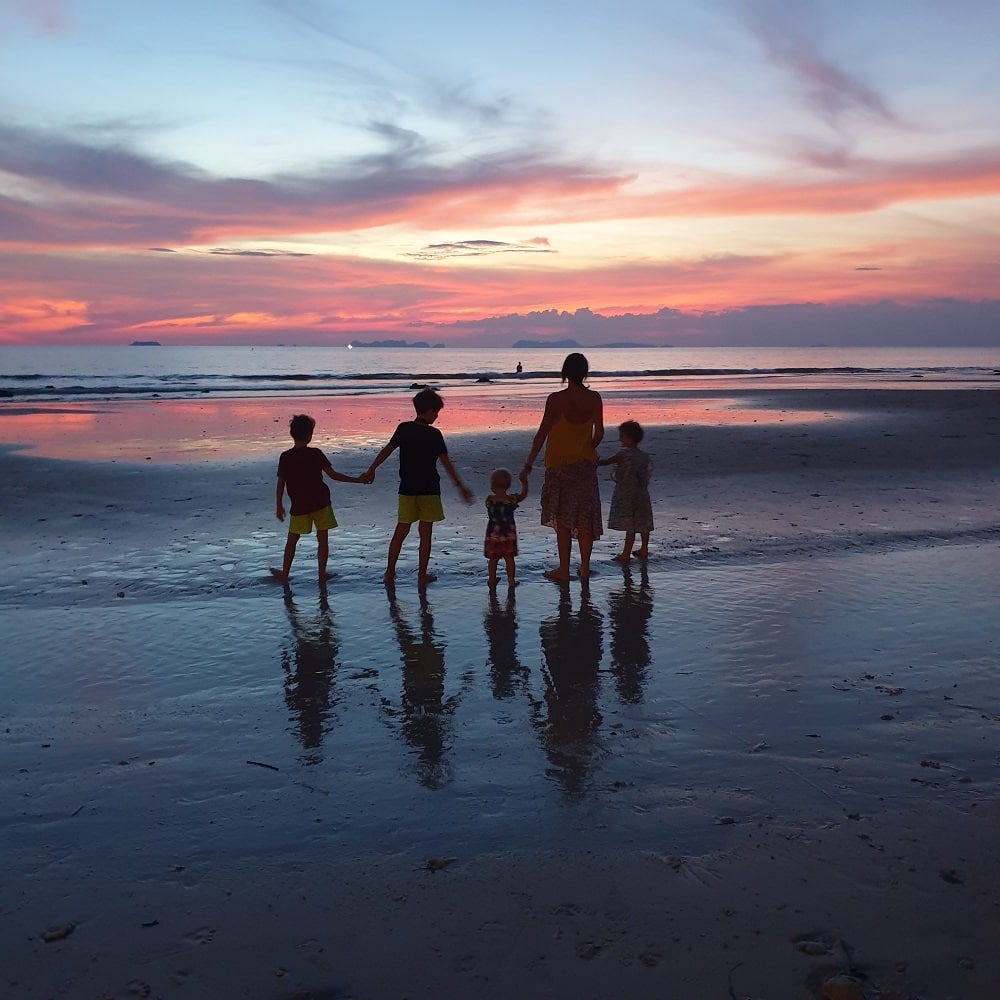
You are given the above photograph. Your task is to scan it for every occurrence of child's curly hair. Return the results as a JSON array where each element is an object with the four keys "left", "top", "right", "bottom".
[{"left": 619, "top": 419, "right": 644, "bottom": 443}]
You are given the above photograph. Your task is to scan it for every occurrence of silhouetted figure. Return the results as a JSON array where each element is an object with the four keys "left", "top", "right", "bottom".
[
  {"left": 484, "top": 587, "right": 529, "bottom": 700},
  {"left": 533, "top": 585, "right": 604, "bottom": 798},
  {"left": 520, "top": 352, "right": 604, "bottom": 581},
  {"left": 280, "top": 587, "right": 340, "bottom": 764},
  {"left": 387, "top": 587, "right": 464, "bottom": 788},
  {"left": 608, "top": 564, "right": 653, "bottom": 704}
]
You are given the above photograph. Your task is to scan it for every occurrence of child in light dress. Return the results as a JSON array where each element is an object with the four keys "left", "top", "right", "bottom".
[
  {"left": 484, "top": 468, "right": 529, "bottom": 587},
  {"left": 598, "top": 420, "right": 653, "bottom": 562}
]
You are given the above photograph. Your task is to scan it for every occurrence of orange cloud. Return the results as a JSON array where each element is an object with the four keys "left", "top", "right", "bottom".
[{"left": 0, "top": 298, "right": 90, "bottom": 337}]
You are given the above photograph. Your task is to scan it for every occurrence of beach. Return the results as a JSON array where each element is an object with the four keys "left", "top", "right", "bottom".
[{"left": 1, "top": 384, "right": 999, "bottom": 999}]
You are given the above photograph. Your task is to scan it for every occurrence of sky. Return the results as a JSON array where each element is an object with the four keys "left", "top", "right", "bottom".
[{"left": 1, "top": 0, "right": 999, "bottom": 347}]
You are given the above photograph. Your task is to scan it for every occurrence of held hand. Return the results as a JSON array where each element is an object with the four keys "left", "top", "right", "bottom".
[
  {"left": 518, "top": 470, "right": 529, "bottom": 487},
  {"left": 360, "top": 470, "right": 375, "bottom": 485}
]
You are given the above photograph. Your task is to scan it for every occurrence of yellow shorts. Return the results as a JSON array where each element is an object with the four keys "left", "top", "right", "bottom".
[
  {"left": 288, "top": 505, "right": 337, "bottom": 535},
  {"left": 397, "top": 494, "right": 444, "bottom": 524}
]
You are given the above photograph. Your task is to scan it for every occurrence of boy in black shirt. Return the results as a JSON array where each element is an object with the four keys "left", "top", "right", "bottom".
[{"left": 366, "top": 389, "right": 473, "bottom": 585}]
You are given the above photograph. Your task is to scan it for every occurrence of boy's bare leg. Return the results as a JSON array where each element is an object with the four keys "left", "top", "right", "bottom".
[
  {"left": 487, "top": 555, "right": 499, "bottom": 586},
  {"left": 544, "top": 526, "right": 573, "bottom": 581},
  {"left": 384, "top": 522, "right": 411, "bottom": 583},
  {"left": 417, "top": 521, "right": 436, "bottom": 584},
  {"left": 316, "top": 529, "right": 332, "bottom": 581},
  {"left": 504, "top": 555, "right": 517, "bottom": 587},
  {"left": 271, "top": 533, "right": 299, "bottom": 580}
]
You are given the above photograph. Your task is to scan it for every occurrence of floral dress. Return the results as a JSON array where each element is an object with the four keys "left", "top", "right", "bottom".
[
  {"left": 607, "top": 448, "right": 653, "bottom": 533},
  {"left": 484, "top": 496, "right": 520, "bottom": 558}
]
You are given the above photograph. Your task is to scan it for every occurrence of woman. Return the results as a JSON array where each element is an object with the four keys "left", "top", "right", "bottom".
[{"left": 521, "top": 353, "right": 604, "bottom": 581}]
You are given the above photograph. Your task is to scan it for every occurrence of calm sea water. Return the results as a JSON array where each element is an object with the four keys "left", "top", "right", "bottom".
[{"left": 2, "top": 345, "right": 999, "bottom": 402}]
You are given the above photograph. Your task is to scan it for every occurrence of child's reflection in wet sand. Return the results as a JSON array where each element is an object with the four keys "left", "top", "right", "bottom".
[
  {"left": 280, "top": 586, "right": 340, "bottom": 764},
  {"left": 483, "top": 587, "right": 530, "bottom": 700},
  {"left": 386, "top": 585, "right": 467, "bottom": 789},
  {"left": 608, "top": 564, "right": 653, "bottom": 705},
  {"left": 533, "top": 584, "right": 605, "bottom": 799}
]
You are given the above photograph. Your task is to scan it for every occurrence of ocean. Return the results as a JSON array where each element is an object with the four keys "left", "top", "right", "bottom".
[{"left": 2, "top": 344, "right": 999, "bottom": 403}]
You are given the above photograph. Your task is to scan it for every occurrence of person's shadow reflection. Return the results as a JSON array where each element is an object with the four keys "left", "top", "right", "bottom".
[
  {"left": 484, "top": 588, "right": 529, "bottom": 700},
  {"left": 533, "top": 585, "right": 605, "bottom": 799},
  {"left": 608, "top": 564, "right": 653, "bottom": 704},
  {"left": 280, "top": 586, "right": 340, "bottom": 765},
  {"left": 386, "top": 586, "right": 464, "bottom": 789}
]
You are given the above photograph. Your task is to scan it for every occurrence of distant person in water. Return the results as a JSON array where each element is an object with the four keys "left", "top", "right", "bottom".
[
  {"left": 521, "top": 352, "right": 604, "bottom": 581},
  {"left": 365, "top": 388, "right": 473, "bottom": 586},
  {"left": 598, "top": 419, "right": 653, "bottom": 561},
  {"left": 271, "top": 414, "right": 369, "bottom": 583},
  {"left": 515, "top": 361, "right": 523, "bottom": 374},
  {"left": 484, "top": 467, "right": 529, "bottom": 588}
]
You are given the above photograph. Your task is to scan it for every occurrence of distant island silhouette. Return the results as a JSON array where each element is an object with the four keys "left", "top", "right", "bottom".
[
  {"left": 348, "top": 339, "right": 444, "bottom": 348},
  {"left": 512, "top": 338, "right": 581, "bottom": 349},
  {"left": 512, "top": 339, "right": 662, "bottom": 349},
  {"left": 130, "top": 340, "right": 161, "bottom": 346}
]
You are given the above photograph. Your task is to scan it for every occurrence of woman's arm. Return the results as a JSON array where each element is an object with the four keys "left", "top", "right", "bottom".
[
  {"left": 521, "top": 393, "right": 559, "bottom": 474},
  {"left": 590, "top": 391, "right": 604, "bottom": 450}
]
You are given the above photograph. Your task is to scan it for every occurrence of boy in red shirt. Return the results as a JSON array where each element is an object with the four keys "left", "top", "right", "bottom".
[{"left": 271, "top": 414, "right": 368, "bottom": 583}]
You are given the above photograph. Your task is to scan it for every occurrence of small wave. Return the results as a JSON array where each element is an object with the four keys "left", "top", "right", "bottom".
[{"left": 2, "top": 364, "right": 997, "bottom": 403}]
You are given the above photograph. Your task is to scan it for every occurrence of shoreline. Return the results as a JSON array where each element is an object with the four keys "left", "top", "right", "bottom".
[{"left": 2, "top": 384, "right": 999, "bottom": 998}]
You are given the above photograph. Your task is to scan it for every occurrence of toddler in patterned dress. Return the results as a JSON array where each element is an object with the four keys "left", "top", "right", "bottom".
[{"left": 484, "top": 468, "right": 529, "bottom": 588}]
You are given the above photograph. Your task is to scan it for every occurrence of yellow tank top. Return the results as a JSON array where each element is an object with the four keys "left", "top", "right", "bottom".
[{"left": 545, "top": 414, "right": 596, "bottom": 468}]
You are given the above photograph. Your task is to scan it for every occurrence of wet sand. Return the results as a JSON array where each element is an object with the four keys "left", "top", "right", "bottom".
[{"left": 1, "top": 386, "right": 999, "bottom": 999}]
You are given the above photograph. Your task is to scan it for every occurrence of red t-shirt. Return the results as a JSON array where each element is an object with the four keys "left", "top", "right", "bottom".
[{"left": 277, "top": 446, "right": 331, "bottom": 515}]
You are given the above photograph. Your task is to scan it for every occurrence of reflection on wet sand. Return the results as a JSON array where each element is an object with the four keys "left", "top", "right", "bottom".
[
  {"left": 607, "top": 564, "right": 653, "bottom": 705},
  {"left": 386, "top": 587, "right": 467, "bottom": 789},
  {"left": 483, "top": 588, "right": 530, "bottom": 700},
  {"left": 534, "top": 585, "right": 605, "bottom": 799},
  {"left": 280, "top": 587, "right": 340, "bottom": 764}
]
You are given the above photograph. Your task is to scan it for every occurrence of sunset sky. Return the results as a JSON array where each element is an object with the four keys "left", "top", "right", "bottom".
[{"left": 2, "top": 0, "right": 999, "bottom": 347}]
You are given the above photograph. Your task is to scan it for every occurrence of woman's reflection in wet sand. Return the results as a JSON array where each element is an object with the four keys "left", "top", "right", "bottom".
[
  {"left": 386, "top": 586, "right": 466, "bottom": 789},
  {"left": 608, "top": 564, "right": 653, "bottom": 704},
  {"left": 484, "top": 588, "right": 530, "bottom": 700},
  {"left": 280, "top": 586, "right": 340, "bottom": 765},
  {"left": 533, "top": 585, "right": 605, "bottom": 799}
]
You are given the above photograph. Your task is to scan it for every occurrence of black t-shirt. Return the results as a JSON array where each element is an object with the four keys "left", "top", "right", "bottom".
[
  {"left": 388, "top": 420, "right": 446, "bottom": 495},
  {"left": 277, "top": 446, "right": 331, "bottom": 514}
]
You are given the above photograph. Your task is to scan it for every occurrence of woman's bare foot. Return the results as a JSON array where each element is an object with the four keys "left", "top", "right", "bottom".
[
  {"left": 269, "top": 568, "right": 289, "bottom": 581},
  {"left": 611, "top": 552, "right": 630, "bottom": 563},
  {"left": 634, "top": 549, "right": 649, "bottom": 559},
  {"left": 418, "top": 572, "right": 438, "bottom": 586},
  {"left": 543, "top": 569, "right": 570, "bottom": 582},
  {"left": 382, "top": 569, "right": 395, "bottom": 584},
  {"left": 319, "top": 570, "right": 336, "bottom": 582},
  {"left": 507, "top": 579, "right": 519, "bottom": 588},
  {"left": 487, "top": 575, "right": 499, "bottom": 587},
  {"left": 578, "top": 568, "right": 597, "bottom": 579}
]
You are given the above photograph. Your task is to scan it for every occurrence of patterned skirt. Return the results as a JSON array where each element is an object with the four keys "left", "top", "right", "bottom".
[
  {"left": 608, "top": 484, "right": 654, "bottom": 533},
  {"left": 484, "top": 527, "right": 518, "bottom": 558},
  {"left": 539, "top": 460, "right": 603, "bottom": 539}
]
